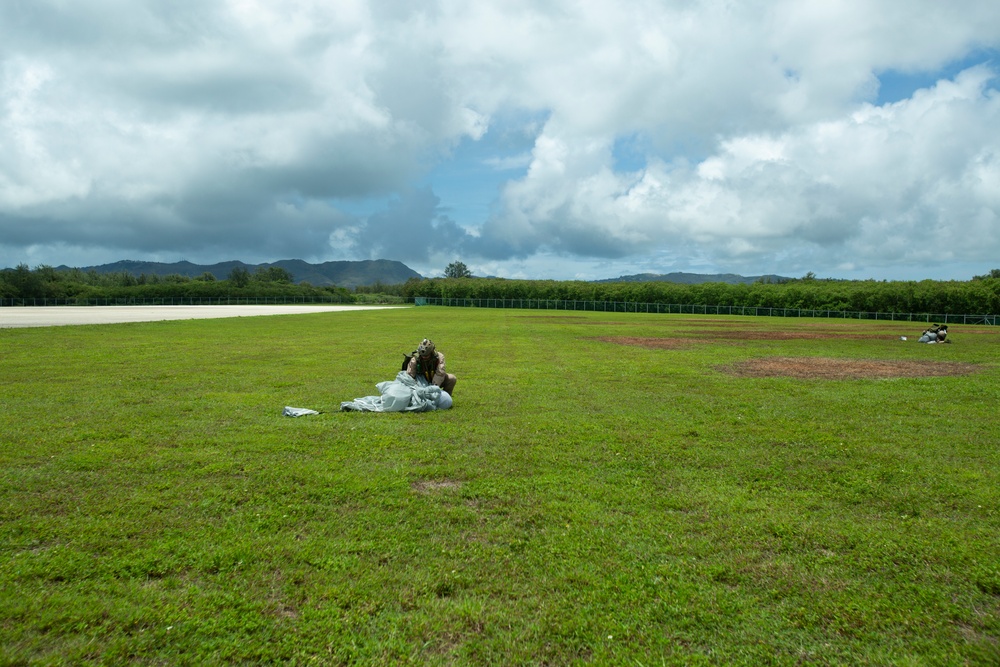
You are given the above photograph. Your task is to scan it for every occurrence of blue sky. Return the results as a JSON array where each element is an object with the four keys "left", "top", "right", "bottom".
[
  {"left": 876, "top": 49, "right": 998, "bottom": 105},
  {"left": 2, "top": 1, "right": 999, "bottom": 281}
]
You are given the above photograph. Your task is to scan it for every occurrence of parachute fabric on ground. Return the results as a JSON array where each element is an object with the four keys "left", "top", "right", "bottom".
[
  {"left": 378, "top": 381, "right": 415, "bottom": 412},
  {"left": 283, "top": 407, "right": 320, "bottom": 417},
  {"left": 341, "top": 371, "right": 448, "bottom": 412}
]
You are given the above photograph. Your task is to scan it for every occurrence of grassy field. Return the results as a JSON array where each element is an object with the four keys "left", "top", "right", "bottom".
[{"left": 1, "top": 307, "right": 998, "bottom": 665}]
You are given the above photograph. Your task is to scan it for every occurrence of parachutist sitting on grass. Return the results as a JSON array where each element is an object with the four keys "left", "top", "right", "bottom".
[
  {"left": 406, "top": 338, "right": 457, "bottom": 397},
  {"left": 918, "top": 324, "right": 950, "bottom": 343}
]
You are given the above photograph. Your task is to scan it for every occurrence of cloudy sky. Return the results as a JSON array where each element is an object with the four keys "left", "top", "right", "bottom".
[{"left": 2, "top": 1, "right": 999, "bottom": 281}]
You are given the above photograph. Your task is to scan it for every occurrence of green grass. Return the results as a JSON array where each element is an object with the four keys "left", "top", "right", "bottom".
[{"left": 1, "top": 307, "right": 998, "bottom": 665}]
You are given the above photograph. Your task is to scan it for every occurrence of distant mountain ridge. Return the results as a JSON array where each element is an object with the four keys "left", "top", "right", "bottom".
[
  {"left": 56, "top": 259, "right": 422, "bottom": 288},
  {"left": 594, "top": 272, "right": 792, "bottom": 285},
  {"left": 48, "top": 261, "right": 787, "bottom": 287}
]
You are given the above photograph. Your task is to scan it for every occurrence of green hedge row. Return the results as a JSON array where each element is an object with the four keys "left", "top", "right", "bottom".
[
  {"left": 0, "top": 264, "right": 355, "bottom": 302},
  {"left": 400, "top": 277, "right": 1000, "bottom": 316}
]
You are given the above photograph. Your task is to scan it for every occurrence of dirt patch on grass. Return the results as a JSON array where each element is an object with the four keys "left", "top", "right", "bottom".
[
  {"left": 696, "top": 330, "right": 876, "bottom": 340},
  {"left": 411, "top": 479, "right": 463, "bottom": 494},
  {"left": 722, "top": 357, "right": 980, "bottom": 379},
  {"left": 596, "top": 330, "right": 878, "bottom": 346},
  {"left": 667, "top": 318, "right": 758, "bottom": 325},
  {"left": 595, "top": 336, "right": 701, "bottom": 349}
]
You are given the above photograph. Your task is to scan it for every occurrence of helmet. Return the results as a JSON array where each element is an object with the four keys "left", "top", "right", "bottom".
[{"left": 417, "top": 338, "right": 435, "bottom": 357}]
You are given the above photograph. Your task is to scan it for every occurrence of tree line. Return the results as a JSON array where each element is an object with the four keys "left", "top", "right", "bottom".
[
  {"left": 0, "top": 264, "right": 353, "bottom": 302},
  {"left": 3, "top": 263, "right": 1000, "bottom": 315},
  {"left": 398, "top": 272, "right": 1000, "bottom": 315}
]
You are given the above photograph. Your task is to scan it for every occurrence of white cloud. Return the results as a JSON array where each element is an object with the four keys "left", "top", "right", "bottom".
[
  {"left": 476, "top": 62, "right": 1000, "bottom": 276},
  {"left": 0, "top": 0, "right": 998, "bottom": 278}
]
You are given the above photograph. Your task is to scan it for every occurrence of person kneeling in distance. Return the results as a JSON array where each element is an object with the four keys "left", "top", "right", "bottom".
[{"left": 406, "top": 338, "right": 457, "bottom": 400}]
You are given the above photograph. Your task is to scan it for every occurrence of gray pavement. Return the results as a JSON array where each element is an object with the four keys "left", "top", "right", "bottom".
[{"left": 0, "top": 305, "right": 408, "bottom": 328}]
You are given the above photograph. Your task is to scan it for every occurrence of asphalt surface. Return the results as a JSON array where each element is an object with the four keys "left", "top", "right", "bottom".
[{"left": 0, "top": 305, "right": 407, "bottom": 328}]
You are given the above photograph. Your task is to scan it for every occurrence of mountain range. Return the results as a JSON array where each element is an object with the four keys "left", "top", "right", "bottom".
[
  {"left": 57, "top": 259, "right": 422, "bottom": 288},
  {"left": 51, "top": 260, "right": 788, "bottom": 287},
  {"left": 593, "top": 272, "right": 791, "bottom": 284}
]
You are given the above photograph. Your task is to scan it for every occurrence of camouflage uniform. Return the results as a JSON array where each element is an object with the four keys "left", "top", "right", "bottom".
[{"left": 406, "top": 339, "right": 457, "bottom": 396}]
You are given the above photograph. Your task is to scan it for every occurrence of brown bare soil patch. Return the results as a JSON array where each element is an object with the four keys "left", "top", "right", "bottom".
[
  {"left": 722, "top": 357, "right": 979, "bottom": 379},
  {"left": 411, "top": 479, "right": 463, "bottom": 494},
  {"left": 669, "top": 318, "right": 760, "bottom": 325},
  {"left": 696, "top": 330, "right": 875, "bottom": 340},
  {"left": 597, "top": 330, "right": 879, "bottom": 345},
  {"left": 595, "top": 336, "right": 700, "bottom": 349}
]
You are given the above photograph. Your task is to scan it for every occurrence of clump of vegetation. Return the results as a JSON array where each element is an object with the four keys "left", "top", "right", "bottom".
[
  {"left": 399, "top": 271, "right": 1000, "bottom": 315},
  {"left": 444, "top": 260, "right": 473, "bottom": 278},
  {"left": 0, "top": 263, "right": 352, "bottom": 303}
]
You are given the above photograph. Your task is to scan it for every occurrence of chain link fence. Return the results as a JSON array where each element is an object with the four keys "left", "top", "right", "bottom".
[
  {"left": 413, "top": 297, "right": 999, "bottom": 325},
  {"left": 4, "top": 295, "right": 996, "bottom": 325}
]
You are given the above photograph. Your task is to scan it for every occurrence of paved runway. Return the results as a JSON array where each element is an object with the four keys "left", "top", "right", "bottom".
[{"left": 0, "top": 305, "right": 407, "bottom": 328}]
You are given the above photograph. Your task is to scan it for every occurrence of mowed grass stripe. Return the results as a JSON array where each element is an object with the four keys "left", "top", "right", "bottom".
[{"left": 1, "top": 308, "right": 998, "bottom": 665}]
